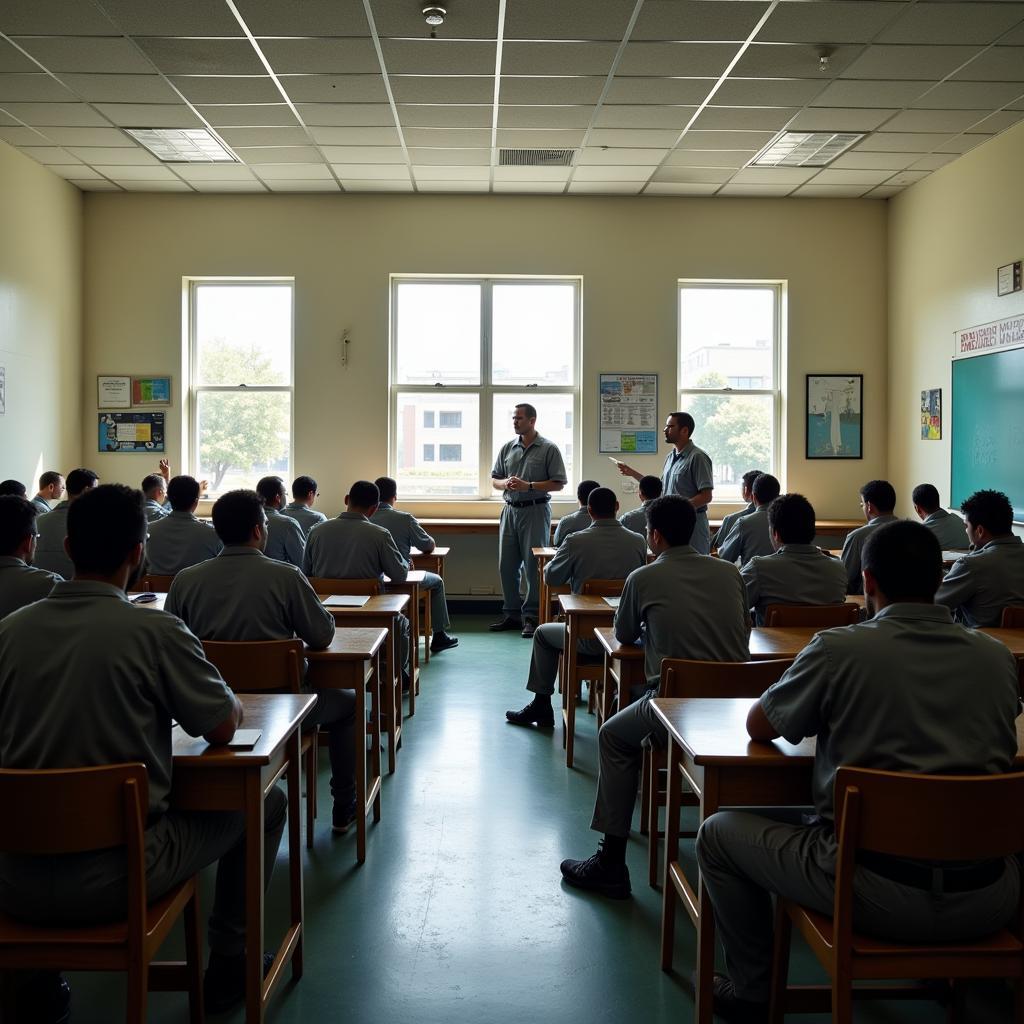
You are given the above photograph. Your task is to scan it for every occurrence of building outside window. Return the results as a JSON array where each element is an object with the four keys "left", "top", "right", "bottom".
[
  {"left": 423, "top": 411, "right": 435, "bottom": 428},
  {"left": 440, "top": 444, "right": 462, "bottom": 462},
  {"left": 439, "top": 410, "right": 462, "bottom": 428},
  {"left": 423, "top": 444, "right": 435, "bottom": 462}
]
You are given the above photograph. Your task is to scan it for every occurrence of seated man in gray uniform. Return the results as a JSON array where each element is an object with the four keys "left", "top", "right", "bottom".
[
  {"left": 717, "top": 473, "right": 780, "bottom": 567},
  {"left": 0, "top": 496, "right": 63, "bottom": 619},
  {"left": 618, "top": 474, "right": 662, "bottom": 537},
  {"left": 0, "top": 484, "right": 286, "bottom": 1016},
  {"left": 372, "top": 476, "right": 458, "bottom": 653},
  {"left": 255, "top": 475, "right": 306, "bottom": 566},
  {"left": 559, "top": 496, "right": 750, "bottom": 899},
  {"left": 740, "top": 493, "right": 849, "bottom": 626},
  {"left": 553, "top": 479, "right": 599, "bottom": 546},
  {"left": 711, "top": 469, "right": 761, "bottom": 553},
  {"left": 304, "top": 479, "right": 411, "bottom": 687},
  {"left": 912, "top": 482, "right": 970, "bottom": 550},
  {"left": 505, "top": 487, "right": 647, "bottom": 727},
  {"left": 695, "top": 521, "right": 1021, "bottom": 1023},
  {"left": 281, "top": 475, "right": 328, "bottom": 538},
  {"left": 141, "top": 472, "right": 170, "bottom": 523},
  {"left": 167, "top": 489, "right": 358, "bottom": 833},
  {"left": 31, "top": 470, "right": 64, "bottom": 515},
  {"left": 840, "top": 479, "right": 899, "bottom": 595},
  {"left": 145, "top": 475, "right": 222, "bottom": 576},
  {"left": 0, "top": 480, "right": 26, "bottom": 497},
  {"left": 34, "top": 467, "right": 98, "bottom": 579},
  {"left": 936, "top": 488, "right": 1024, "bottom": 627}
]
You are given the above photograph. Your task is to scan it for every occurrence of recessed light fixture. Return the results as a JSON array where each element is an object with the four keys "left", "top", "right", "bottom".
[
  {"left": 423, "top": 4, "right": 446, "bottom": 27},
  {"left": 750, "top": 130, "right": 864, "bottom": 168},
  {"left": 124, "top": 128, "right": 236, "bottom": 163}
]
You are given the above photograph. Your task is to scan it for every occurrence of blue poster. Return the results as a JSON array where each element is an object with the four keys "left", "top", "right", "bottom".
[{"left": 98, "top": 412, "right": 165, "bottom": 452}]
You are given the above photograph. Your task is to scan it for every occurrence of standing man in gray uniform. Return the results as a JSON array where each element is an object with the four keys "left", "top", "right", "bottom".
[
  {"left": 615, "top": 412, "right": 714, "bottom": 555},
  {"left": 505, "top": 487, "right": 647, "bottom": 727},
  {"left": 0, "top": 496, "right": 62, "bottom": 618},
  {"left": 256, "top": 475, "right": 306, "bottom": 567},
  {"left": 372, "top": 476, "right": 458, "bottom": 653},
  {"left": 936, "top": 489, "right": 1024, "bottom": 627},
  {"left": 741, "top": 493, "right": 849, "bottom": 625},
  {"left": 553, "top": 479, "right": 599, "bottom": 546},
  {"left": 840, "top": 479, "right": 899, "bottom": 594},
  {"left": 141, "top": 473, "right": 170, "bottom": 524},
  {"left": 912, "top": 483, "right": 970, "bottom": 550},
  {"left": 34, "top": 467, "right": 98, "bottom": 579},
  {"left": 559, "top": 496, "right": 749, "bottom": 898},
  {"left": 281, "top": 475, "right": 327, "bottom": 538},
  {"left": 712, "top": 469, "right": 761, "bottom": 553},
  {"left": 31, "top": 470, "right": 64, "bottom": 515},
  {"left": 618, "top": 475, "right": 662, "bottom": 537},
  {"left": 717, "top": 473, "right": 780, "bottom": 567},
  {"left": 490, "top": 403, "right": 568, "bottom": 638},
  {"left": 695, "top": 521, "right": 1020, "bottom": 1022},
  {"left": 145, "top": 475, "right": 222, "bottom": 576}
]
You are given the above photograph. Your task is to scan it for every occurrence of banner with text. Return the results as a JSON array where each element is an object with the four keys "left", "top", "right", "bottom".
[{"left": 953, "top": 312, "right": 1024, "bottom": 360}]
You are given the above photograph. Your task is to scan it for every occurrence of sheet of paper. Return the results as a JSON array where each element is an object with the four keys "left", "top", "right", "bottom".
[{"left": 323, "top": 594, "right": 371, "bottom": 607}]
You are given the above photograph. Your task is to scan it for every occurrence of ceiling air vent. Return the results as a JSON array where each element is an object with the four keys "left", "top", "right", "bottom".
[
  {"left": 498, "top": 148, "right": 576, "bottom": 167},
  {"left": 750, "top": 131, "right": 864, "bottom": 168}
]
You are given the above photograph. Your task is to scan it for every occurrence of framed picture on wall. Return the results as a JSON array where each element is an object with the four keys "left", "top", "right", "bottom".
[
  {"left": 132, "top": 376, "right": 171, "bottom": 406},
  {"left": 921, "top": 388, "right": 941, "bottom": 440},
  {"left": 97, "top": 375, "right": 131, "bottom": 409},
  {"left": 806, "top": 374, "right": 863, "bottom": 459}
]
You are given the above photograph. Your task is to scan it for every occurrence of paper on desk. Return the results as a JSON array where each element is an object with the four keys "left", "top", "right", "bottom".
[
  {"left": 323, "top": 595, "right": 371, "bottom": 607},
  {"left": 603, "top": 596, "right": 620, "bottom": 608}
]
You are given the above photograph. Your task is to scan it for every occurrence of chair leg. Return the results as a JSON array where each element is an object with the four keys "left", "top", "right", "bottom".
[
  {"left": 639, "top": 745, "right": 651, "bottom": 836},
  {"left": 1015, "top": 976, "right": 1024, "bottom": 1024},
  {"left": 127, "top": 957, "right": 149, "bottom": 1024},
  {"left": 183, "top": 887, "right": 205, "bottom": 1023},
  {"left": 832, "top": 973, "right": 851, "bottom": 1024},
  {"left": 306, "top": 733, "right": 318, "bottom": 850},
  {"left": 421, "top": 593, "right": 431, "bottom": 666},
  {"left": 768, "top": 901, "right": 792, "bottom": 1024}
]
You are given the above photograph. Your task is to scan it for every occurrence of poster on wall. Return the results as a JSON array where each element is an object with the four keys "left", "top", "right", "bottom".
[
  {"left": 97, "top": 376, "right": 131, "bottom": 409},
  {"left": 921, "top": 388, "right": 941, "bottom": 440},
  {"left": 132, "top": 376, "right": 171, "bottom": 406},
  {"left": 98, "top": 412, "right": 165, "bottom": 453},
  {"left": 806, "top": 374, "right": 863, "bottom": 459},
  {"left": 598, "top": 373, "right": 658, "bottom": 454}
]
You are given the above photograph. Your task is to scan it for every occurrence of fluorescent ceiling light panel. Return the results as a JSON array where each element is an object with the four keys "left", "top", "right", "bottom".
[
  {"left": 124, "top": 128, "right": 235, "bottom": 162},
  {"left": 750, "top": 131, "right": 864, "bottom": 168}
]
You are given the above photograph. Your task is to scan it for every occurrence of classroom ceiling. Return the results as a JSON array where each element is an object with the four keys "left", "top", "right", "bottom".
[{"left": 1, "top": 0, "right": 1023, "bottom": 198}]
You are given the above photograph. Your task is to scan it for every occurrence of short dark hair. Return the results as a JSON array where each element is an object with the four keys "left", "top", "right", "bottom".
[
  {"left": 347, "top": 480, "right": 379, "bottom": 509},
  {"left": 0, "top": 480, "right": 26, "bottom": 497},
  {"left": 577, "top": 479, "right": 600, "bottom": 505},
  {"left": 212, "top": 489, "right": 264, "bottom": 545},
  {"left": 911, "top": 483, "right": 940, "bottom": 513},
  {"left": 646, "top": 494, "right": 696, "bottom": 547},
  {"left": 38, "top": 471, "right": 62, "bottom": 490},
  {"left": 863, "top": 520, "right": 943, "bottom": 603},
  {"left": 255, "top": 475, "right": 286, "bottom": 504},
  {"left": 66, "top": 485, "right": 146, "bottom": 576},
  {"left": 961, "top": 489, "right": 1014, "bottom": 535},
  {"left": 860, "top": 479, "right": 896, "bottom": 514},
  {"left": 669, "top": 411, "right": 695, "bottom": 434},
  {"left": 0, "top": 496, "right": 37, "bottom": 557},
  {"left": 66, "top": 468, "right": 98, "bottom": 497},
  {"left": 292, "top": 475, "right": 317, "bottom": 500},
  {"left": 375, "top": 476, "right": 398, "bottom": 503},
  {"left": 741, "top": 469, "right": 762, "bottom": 492},
  {"left": 638, "top": 475, "right": 662, "bottom": 500},
  {"left": 587, "top": 486, "right": 617, "bottom": 519},
  {"left": 767, "top": 493, "right": 816, "bottom": 545},
  {"left": 141, "top": 474, "right": 165, "bottom": 497},
  {"left": 752, "top": 473, "right": 781, "bottom": 504},
  {"left": 515, "top": 402, "right": 537, "bottom": 420},
  {"left": 167, "top": 475, "right": 201, "bottom": 511}
]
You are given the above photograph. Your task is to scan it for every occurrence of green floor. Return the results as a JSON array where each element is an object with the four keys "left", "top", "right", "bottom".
[{"left": 69, "top": 615, "right": 1008, "bottom": 1022}]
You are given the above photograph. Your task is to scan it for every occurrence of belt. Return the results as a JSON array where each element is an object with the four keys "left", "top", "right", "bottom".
[
  {"left": 506, "top": 496, "right": 550, "bottom": 508},
  {"left": 857, "top": 851, "right": 1004, "bottom": 893}
]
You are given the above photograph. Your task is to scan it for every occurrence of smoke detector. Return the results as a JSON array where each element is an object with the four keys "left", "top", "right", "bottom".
[{"left": 423, "top": 4, "right": 446, "bottom": 26}]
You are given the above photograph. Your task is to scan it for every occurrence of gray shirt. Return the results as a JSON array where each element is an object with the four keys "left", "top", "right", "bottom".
[
  {"left": 553, "top": 508, "right": 592, "bottom": 546},
  {"left": 0, "top": 556, "right": 62, "bottom": 619},
  {"left": 167, "top": 546, "right": 335, "bottom": 648},
  {"left": 30, "top": 496, "right": 51, "bottom": 516},
  {"left": 281, "top": 501, "right": 327, "bottom": 539},
  {"left": 303, "top": 511, "right": 409, "bottom": 583},
  {"left": 145, "top": 510, "right": 223, "bottom": 576},
  {"left": 145, "top": 498, "right": 170, "bottom": 524},
  {"left": 717, "top": 504, "right": 774, "bottom": 567},
  {"left": 935, "top": 536, "right": 1024, "bottom": 628},
  {"left": 491, "top": 434, "right": 568, "bottom": 504},
  {"left": 713, "top": 502, "right": 755, "bottom": 551},
  {"left": 264, "top": 507, "right": 306, "bottom": 567},
  {"left": 545, "top": 518, "right": 648, "bottom": 594},
  {"left": 662, "top": 440, "right": 714, "bottom": 513},
  {"left": 371, "top": 503, "right": 435, "bottom": 561},
  {"left": 761, "top": 603, "right": 1020, "bottom": 826},
  {"left": 33, "top": 500, "right": 73, "bottom": 580},
  {"left": 618, "top": 502, "right": 650, "bottom": 537},
  {"left": 923, "top": 508, "right": 970, "bottom": 550},
  {"left": 0, "top": 580, "right": 234, "bottom": 818},
  {"left": 614, "top": 545, "right": 750, "bottom": 687},
  {"left": 740, "top": 544, "right": 850, "bottom": 626},
  {"left": 840, "top": 514, "right": 898, "bottom": 594}
]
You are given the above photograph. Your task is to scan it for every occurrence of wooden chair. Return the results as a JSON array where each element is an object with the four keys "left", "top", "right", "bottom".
[
  {"left": 769, "top": 767, "right": 1024, "bottom": 1024},
  {"left": 305, "top": 577, "right": 381, "bottom": 597},
  {"left": 0, "top": 764, "right": 203, "bottom": 1024},
  {"left": 644, "top": 658, "right": 794, "bottom": 887},
  {"left": 764, "top": 603, "right": 861, "bottom": 627},
  {"left": 579, "top": 580, "right": 627, "bottom": 715},
  {"left": 129, "top": 574, "right": 176, "bottom": 594},
  {"left": 1001, "top": 606, "right": 1024, "bottom": 628}
]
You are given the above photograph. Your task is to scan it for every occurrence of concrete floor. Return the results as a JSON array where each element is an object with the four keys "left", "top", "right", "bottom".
[{"left": 69, "top": 614, "right": 1006, "bottom": 1022}]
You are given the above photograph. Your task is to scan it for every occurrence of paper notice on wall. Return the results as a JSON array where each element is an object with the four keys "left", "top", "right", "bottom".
[{"left": 599, "top": 373, "right": 658, "bottom": 453}]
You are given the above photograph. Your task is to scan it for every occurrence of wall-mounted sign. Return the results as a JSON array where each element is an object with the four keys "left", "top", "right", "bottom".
[
  {"left": 98, "top": 412, "right": 165, "bottom": 452},
  {"left": 132, "top": 376, "right": 171, "bottom": 406},
  {"left": 598, "top": 373, "right": 659, "bottom": 454},
  {"left": 998, "top": 261, "right": 1022, "bottom": 297},
  {"left": 97, "top": 375, "right": 131, "bottom": 409},
  {"left": 954, "top": 312, "right": 1024, "bottom": 359}
]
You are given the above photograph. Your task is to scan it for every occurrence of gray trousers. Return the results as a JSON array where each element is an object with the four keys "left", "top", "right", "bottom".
[
  {"left": 306, "top": 688, "right": 356, "bottom": 804},
  {"left": 527, "top": 622, "right": 603, "bottom": 696},
  {"left": 420, "top": 570, "right": 451, "bottom": 632},
  {"left": 696, "top": 809, "right": 1021, "bottom": 1002},
  {"left": 691, "top": 512, "right": 711, "bottom": 555},
  {"left": 498, "top": 502, "right": 552, "bottom": 619}
]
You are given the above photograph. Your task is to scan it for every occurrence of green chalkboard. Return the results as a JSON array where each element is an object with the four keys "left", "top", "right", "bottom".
[{"left": 951, "top": 347, "right": 1024, "bottom": 522}]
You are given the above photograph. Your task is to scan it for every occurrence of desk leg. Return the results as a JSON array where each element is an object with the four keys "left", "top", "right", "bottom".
[
  {"left": 370, "top": 651, "right": 382, "bottom": 822},
  {"left": 407, "top": 585, "right": 418, "bottom": 717},
  {"left": 694, "top": 769, "right": 721, "bottom": 1024},
  {"left": 244, "top": 772, "right": 265, "bottom": 1024},
  {"left": 537, "top": 562, "right": 549, "bottom": 626},
  {"left": 564, "top": 616, "right": 577, "bottom": 769},
  {"left": 660, "top": 735, "right": 682, "bottom": 971},
  {"left": 285, "top": 729, "right": 304, "bottom": 980},
  {"left": 355, "top": 657, "right": 367, "bottom": 865}
]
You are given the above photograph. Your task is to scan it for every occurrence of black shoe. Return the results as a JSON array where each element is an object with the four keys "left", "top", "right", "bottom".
[
  {"left": 430, "top": 631, "right": 459, "bottom": 653},
  {"left": 332, "top": 799, "right": 358, "bottom": 834},
  {"left": 14, "top": 971, "right": 70, "bottom": 1024},
  {"left": 521, "top": 617, "right": 537, "bottom": 638},
  {"left": 559, "top": 842, "right": 631, "bottom": 899},
  {"left": 204, "top": 950, "right": 275, "bottom": 1014},
  {"left": 489, "top": 615, "right": 522, "bottom": 632},
  {"left": 506, "top": 699, "right": 555, "bottom": 727},
  {"left": 705, "top": 973, "right": 769, "bottom": 1024}
]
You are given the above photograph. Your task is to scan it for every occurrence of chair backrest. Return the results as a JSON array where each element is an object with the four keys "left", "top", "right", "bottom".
[
  {"left": 129, "top": 574, "right": 176, "bottom": 594},
  {"left": 764, "top": 603, "right": 860, "bottom": 628},
  {"left": 202, "top": 638, "right": 304, "bottom": 694},
  {"left": 306, "top": 576, "right": 381, "bottom": 596},
  {"left": 581, "top": 578, "right": 626, "bottom": 597},
  {"left": 659, "top": 658, "right": 794, "bottom": 698},
  {"left": 1001, "top": 605, "right": 1024, "bottom": 628}
]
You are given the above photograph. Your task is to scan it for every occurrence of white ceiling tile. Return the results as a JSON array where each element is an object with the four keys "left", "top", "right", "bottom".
[
  {"left": 497, "top": 105, "right": 594, "bottom": 128},
  {"left": 95, "top": 104, "right": 204, "bottom": 129},
  {"left": 644, "top": 182, "right": 720, "bottom": 195},
  {"left": 61, "top": 74, "right": 182, "bottom": 104},
  {"left": 652, "top": 166, "right": 734, "bottom": 183},
  {"left": 42, "top": 127, "right": 135, "bottom": 147},
  {"left": 632, "top": 1, "right": 772, "bottom": 42},
  {"left": 0, "top": 39, "right": 38, "bottom": 73},
  {"left": 118, "top": 179, "right": 193, "bottom": 191},
  {"left": 19, "top": 146, "right": 79, "bottom": 165},
  {"left": 0, "top": 74, "right": 75, "bottom": 103},
  {"left": 415, "top": 180, "right": 490, "bottom": 192},
  {"left": 0, "top": 126, "right": 51, "bottom": 145},
  {"left": 398, "top": 104, "right": 492, "bottom": 128},
  {"left": 11, "top": 36, "right": 154, "bottom": 74},
  {"left": 99, "top": 0, "right": 245, "bottom": 35},
  {"left": 935, "top": 133, "right": 994, "bottom": 153},
  {"left": 297, "top": 103, "right": 394, "bottom": 127},
  {"left": 494, "top": 166, "right": 573, "bottom": 181},
  {"left": 864, "top": 186, "right": 904, "bottom": 198},
  {"left": 731, "top": 166, "right": 820, "bottom": 185},
  {"left": 258, "top": 38, "right": 382, "bottom": 75},
  {"left": 713, "top": 78, "right": 826, "bottom": 107},
  {"left": 666, "top": 149, "right": 753, "bottom": 167},
  {"left": 339, "top": 180, "right": 414, "bottom": 192},
  {"left": 789, "top": 108, "right": 900, "bottom": 131},
  {"left": 970, "top": 109, "right": 1024, "bottom": 132},
  {"left": 374, "top": 0, "right": 499, "bottom": 39},
  {"left": 568, "top": 182, "right": 643, "bottom": 194},
  {"left": 217, "top": 127, "right": 309, "bottom": 147},
  {"left": 0, "top": 0, "right": 117, "bottom": 34},
  {"left": 171, "top": 76, "right": 283, "bottom": 105},
  {"left": 793, "top": 184, "right": 872, "bottom": 197},
  {"left": 94, "top": 164, "right": 180, "bottom": 181},
  {"left": 72, "top": 179, "right": 122, "bottom": 190},
  {"left": 0, "top": 102, "right": 110, "bottom": 126},
  {"left": 66, "top": 146, "right": 159, "bottom": 164},
  {"left": 879, "top": 4, "right": 1024, "bottom": 45},
  {"left": 616, "top": 43, "right": 738, "bottom": 78},
  {"left": 249, "top": 162, "right": 332, "bottom": 179},
  {"left": 413, "top": 166, "right": 490, "bottom": 181},
  {"left": 264, "top": 179, "right": 341, "bottom": 192},
  {"left": 572, "top": 165, "right": 656, "bottom": 181},
  {"left": 813, "top": 168, "right": 897, "bottom": 185},
  {"left": 310, "top": 126, "right": 401, "bottom": 145},
  {"left": 329, "top": 164, "right": 411, "bottom": 179},
  {"left": 908, "top": 153, "right": 958, "bottom": 171},
  {"left": 731, "top": 43, "right": 862, "bottom": 79},
  {"left": 320, "top": 146, "right": 407, "bottom": 163},
  {"left": 594, "top": 105, "right": 696, "bottom": 128},
  {"left": 407, "top": 148, "right": 491, "bottom": 165},
  {"left": 716, "top": 183, "right": 794, "bottom": 196},
  {"left": 841, "top": 45, "right": 984, "bottom": 81},
  {"left": 199, "top": 104, "right": 301, "bottom": 127},
  {"left": 504, "top": 0, "right": 634, "bottom": 39},
  {"left": 883, "top": 108, "right": 991, "bottom": 133},
  {"left": 495, "top": 129, "right": 587, "bottom": 147},
  {"left": 603, "top": 78, "right": 716, "bottom": 105},
  {"left": 914, "top": 81, "right": 1024, "bottom": 109},
  {"left": 499, "top": 77, "right": 606, "bottom": 105},
  {"left": 172, "top": 163, "right": 260, "bottom": 181},
  {"left": 389, "top": 76, "right": 494, "bottom": 104},
  {"left": 810, "top": 80, "right": 930, "bottom": 108},
  {"left": 829, "top": 151, "right": 920, "bottom": 170},
  {"left": 676, "top": 129, "right": 773, "bottom": 150},
  {"left": 757, "top": 2, "right": 902, "bottom": 44},
  {"left": 588, "top": 128, "right": 682, "bottom": 147},
  {"left": 691, "top": 107, "right": 798, "bottom": 131},
  {"left": 381, "top": 40, "right": 496, "bottom": 76},
  {"left": 885, "top": 169, "right": 930, "bottom": 187},
  {"left": 404, "top": 128, "right": 492, "bottom": 147},
  {"left": 48, "top": 164, "right": 100, "bottom": 179},
  {"left": 502, "top": 42, "right": 620, "bottom": 76},
  {"left": 493, "top": 181, "right": 566, "bottom": 192},
  {"left": 192, "top": 180, "right": 267, "bottom": 191},
  {"left": 856, "top": 132, "right": 954, "bottom": 151},
  {"left": 233, "top": 0, "right": 369, "bottom": 36},
  {"left": 135, "top": 38, "right": 266, "bottom": 76},
  {"left": 578, "top": 147, "right": 669, "bottom": 165},
  {"left": 233, "top": 145, "right": 323, "bottom": 162}
]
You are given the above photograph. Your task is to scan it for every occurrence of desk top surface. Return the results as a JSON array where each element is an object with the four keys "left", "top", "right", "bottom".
[
  {"left": 306, "top": 626, "right": 389, "bottom": 660},
  {"left": 559, "top": 594, "right": 620, "bottom": 614},
  {"left": 411, "top": 546, "right": 450, "bottom": 557},
  {"left": 385, "top": 570, "right": 425, "bottom": 585},
  {"left": 322, "top": 593, "right": 409, "bottom": 614},
  {"left": 594, "top": 625, "right": 643, "bottom": 658}
]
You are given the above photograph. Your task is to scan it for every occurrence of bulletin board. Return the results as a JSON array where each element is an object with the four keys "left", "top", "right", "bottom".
[
  {"left": 98, "top": 412, "right": 165, "bottom": 453},
  {"left": 598, "top": 372, "right": 659, "bottom": 453}
]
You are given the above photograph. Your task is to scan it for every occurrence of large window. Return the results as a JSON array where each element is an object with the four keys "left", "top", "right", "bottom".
[
  {"left": 679, "top": 282, "right": 782, "bottom": 501},
  {"left": 390, "top": 277, "right": 580, "bottom": 498},
  {"left": 188, "top": 280, "right": 293, "bottom": 494}
]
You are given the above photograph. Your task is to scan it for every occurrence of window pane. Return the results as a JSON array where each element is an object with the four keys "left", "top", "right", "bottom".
[
  {"left": 679, "top": 287, "right": 775, "bottom": 389},
  {"left": 492, "top": 394, "right": 575, "bottom": 489},
  {"left": 492, "top": 283, "right": 575, "bottom": 385},
  {"left": 395, "top": 282, "right": 481, "bottom": 385},
  {"left": 197, "top": 391, "right": 290, "bottom": 493},
  {"left": 195, "top": 284, "right": 292, "bottom": 386},
  {"left": 679, "top": 391, "right": 774, "bottom": 500},
  {"left": 396, "top": 393, "right": 479, "bottom": 496}
]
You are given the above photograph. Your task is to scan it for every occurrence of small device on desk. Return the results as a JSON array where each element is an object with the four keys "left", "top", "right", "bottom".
[
  {"left": 223, "top": 729, "right": 262, "bottom": 750},
  {"left": 131, "top": 592, "right": 158, "bottom": 604}
]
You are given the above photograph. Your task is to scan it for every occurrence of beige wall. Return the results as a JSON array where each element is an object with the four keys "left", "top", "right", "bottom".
[
  {"left": 888, "top": 120, "right": 1024, "bottom": 519},
  {"left": 0, "top": 142, "right": 82, "bottom": 488}
]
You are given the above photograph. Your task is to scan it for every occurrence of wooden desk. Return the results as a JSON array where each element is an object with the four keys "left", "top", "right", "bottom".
[
  {"left": 172, "top": 692, "right": 316, "bottom": 1024},
  {"left": 411, "top": 545, "right": 449, "bottom": 579},
  {"left": 306, "top": 627, "right": 387, "bottom": 863},
  {"left": 533, "top": 546, "right": 557, "bottom": 625},
  {"left": 593, "top": 626, "right": 645, "bottom": 727},
  {"left": 384, "top": 570, "right": 423, "bottom": 708}
]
